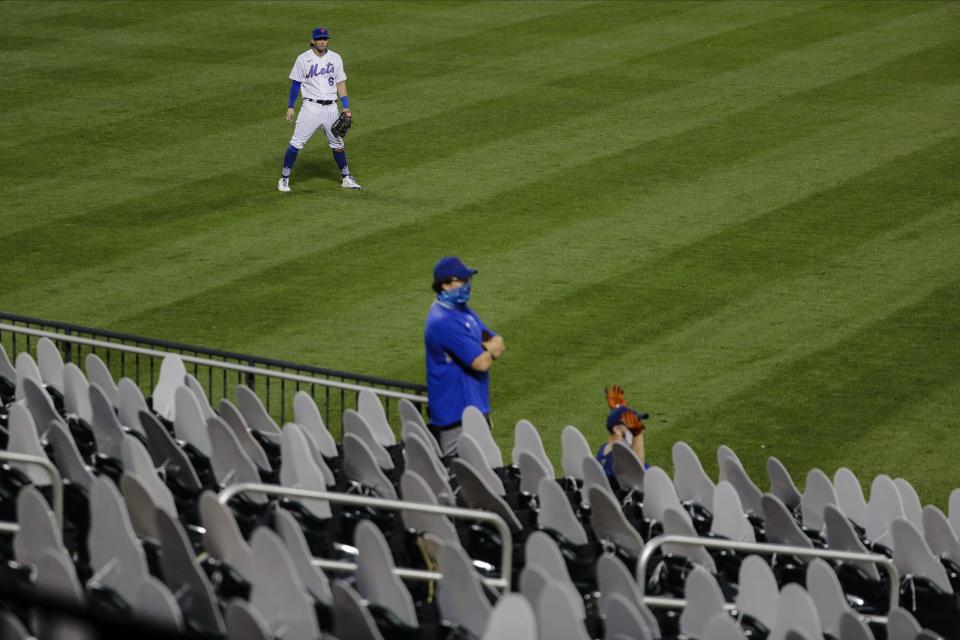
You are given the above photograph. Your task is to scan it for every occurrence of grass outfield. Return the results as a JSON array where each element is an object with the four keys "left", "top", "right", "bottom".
[{"left": 1, "top": 1, "right": 958, "bottom": 504}]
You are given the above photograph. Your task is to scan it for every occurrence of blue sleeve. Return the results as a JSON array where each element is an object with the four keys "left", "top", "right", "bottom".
[
  {"left": 436, "top": 316, "right": 485, "bottom": 368},
  {"left": 288, "top": 80, "right": 301, "bottom": 108}
]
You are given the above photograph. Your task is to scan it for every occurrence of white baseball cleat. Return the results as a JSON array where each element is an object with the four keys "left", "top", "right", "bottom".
[
  {"left": 341, "top": 175, "right": 362, "bottom": 190},
  {"left": 278, "top": 177, "right": 290, "bottom": 192}
]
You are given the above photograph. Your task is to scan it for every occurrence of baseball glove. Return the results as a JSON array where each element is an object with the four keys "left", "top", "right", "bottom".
[{"left": 331, "top": 112, "right": 352, "bottom": 138}]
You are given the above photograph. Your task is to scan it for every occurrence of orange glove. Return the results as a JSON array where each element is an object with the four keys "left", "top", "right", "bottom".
[
  {"left": 621, "top": 409, "right": 645, "bottom": 436},
  {"left": 605, "top": 385, "right": 626, "bottom": 409}
]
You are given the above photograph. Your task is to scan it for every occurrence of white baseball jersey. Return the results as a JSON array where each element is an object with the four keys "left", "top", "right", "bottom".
[{"left": 289, "top": 49, "right": 346, "bottom": 101}]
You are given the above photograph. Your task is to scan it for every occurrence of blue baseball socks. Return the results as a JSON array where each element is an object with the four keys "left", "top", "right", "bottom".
[
  {"left": 281, "top": 144, "right": 299, "bottom": 178},
  {"left": 333, "top": 149, "right": 350, "bottom": 177}
]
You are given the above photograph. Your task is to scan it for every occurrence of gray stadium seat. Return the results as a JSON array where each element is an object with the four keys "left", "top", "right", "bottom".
[
  {"left": 355, "top": 520, "right": 418, "bottom": 627},
  {"left": 762, "top": 494, "right": 813, "bottom": 548},
  {"left": 702, "top": 613, "right": 749, "bottom": 640},
  {"left": 273, "top": 508, "right": 333, "bottom": 604},
  {"left": 800, "top": 468, "right": 837, "bottom": 532},
  {"left": 14, "top": 351, "right": 43, "bottom": 402},
  {"left": 886, "top": 607, "right": 923, "bottom": 640},
  {"left": 596, "top": 554, "right": 660, "bottom": 637},
  {"left": 399, "top": 470, "right": 459, "bottom": 546},
  {"left": 560, "top": 425, "right": 592, "bottom": 479},
  {"left": 0, "top": 612, "right": 32, "bottom": 640},
  {"left": 459, "top": 432, "right": 505, "bottom": 495},
  {"left": 0, "top": 343, "right": 16, "bottom": 387},
  {"left": 235, "top": 384, "right": 282, "bottom": 441},
  {"left": 249, "top": 527, "right": 320, "bottom": 640},
  {"left": 581, "top": 455, "right": 614, "bottom": 507},
  {"left": 403, "top": 418, "right": 444, "bottom": 459},
  {"left": 36, "top": 336, "right": 65, "bottom": 393},
  {"left": 600, "top": 592, "right": 656, "bottom": 640},
  {"left": 512, "top": 418, "right": 550, "bottom": 469},
  {"left": 462, "top": 405, "right": 502, "bottom": 468},
  {"left": 720, "top": 456, "right": 764, "bottom": 515},
  {"left": 209, "top": 415, "right": 264, "bottom": 492},
  {"left": 47, "top": 419, "right": 96, "bottom": 490},
  {"left": 949, "top": 489, "right": 960, "bottom": 535},
  {"left": 14, "top": 486, "right": 66, "bottom": 568},
  {"left": 436, "top": 540, "right": 493, "bottom": 637},
  {"left": 90, "top": 382, "right": 126, "bottom": 458},
  {"left": 403, "top": 432, "right": 455, "bottom": 505},
  {"left": 537, "top": 475, "right": 588, "bottom": 545},
  {"left": 894, "top": 477, "right": 924, "bottom": 532},
  {"left": 200, "top": 491, "right": 255, "bottom": 581},
  {"left": 62, "top": 362, "right": 93, "bottom": 424},
  {"left": 85, "top": 353, "right": 119, "bottom": 408},
  {"left": 710, "top": 480, "right": 756, "bottom": 543},
  {"left": 922, "top": 505, "right": 960, "bottom": 565},
  {"left": 535, "top": 581, "right": 591, "bottom": 640},
  {"left": 838, "top": 610, "right": 876, "bottom": 640},
  {"left": 834, "top": 467, "right": 868, "bottom": 527},
  {"left": 226, "top": 600, "right": 274, "bottom": 640},
  {"left": 22, "top": 375, "right": 65, "bottom": 439},
  {"left": 6, "top": 402, "right": 54, "bottom": 484},
  {"left": 672, "top": 441, "right": 715, "bottom": 507},
  {"left": 662, "top": 505, "right": 715, "bottom": 572},
  {"left": 343, "top": 409, "right": 394, "bottom": 470},
  {"left": 612, "top": 440, "right": 646, "bottom": 492},
  {"left": 891, "top": 518, "right": 952, "bottom": 593},
  {"left": 358, "top": 388, "right": 397, "bottom": 447},
  {"left": 735, "top": 555, "right": 779, "bottom": 631},
  {"left": 121, "top": 473, "right": 170, "bottom": 539},
  {"left": 452, "top": 458, "right": 521, "bottom": 532},
  {"left": 152, "top": 353, "right": 186, "bottom": 421},
  {"left": 807, "top": 558, "right": 853, "bottom": 638},
  {"left": 174, "top": 384, "right": 213, "bottom": 456},
  {"left": 185, "top": 372, "right": 216, "bottom": 422},
  {"left": 117, "top": 377, "right": 149, "bottom": 435},
  {"left": 823, "top": 504, "right": 881, "bottom": 580},
  {"left": 679, "top": 566, "right": 726, "bottom": 639},
  {"left": 770, "top": 583, "right": 823, "bottom": 640},
  {"left": 293, "top": 390, "right": 338, "bottom": 458},
  {"left": 342, "top": 432, "right": 397, "bottom": 500},
  {"left": 642, "top": 465, "right": 684, "bottom": 525},
  {"left": 589, "top": 485, "right": 645, "bottom": 557},
  {"left": 332, "top": 581, "right": 387, "bottom": 640},
  {"left": 155, "top": 507, "right": 226, "bottom": 634},
  {"left": 279, "top": 423, "right": 333, "bottom": 516},
  {"left": 482, "top": 594, "right": 537, "bottom": 640},
  {"left": 866, "top": 474, "right": 906, "bottom": 548},
  {"left": 518, "top": 450, "right": 553, "bottom": 495},
  {"left": 135, "top": 576, "right": 184, "bottom": 631},
  {"left": 399, "top": 397, "right": 428, "bottom": 431},
  {"left": 218, "top": 398, "right": 271, "bottom": 471},
  {"left": 768, "top": 456, "right": 803, "bottom": 510},
  {"left": 88, "top": 476, "right": 149, "bottom": 596},
  {"left": 139, "top": 409, "right": 203, "bottom": 492}
]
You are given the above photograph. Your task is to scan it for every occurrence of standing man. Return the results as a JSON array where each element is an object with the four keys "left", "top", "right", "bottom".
[
  {"left": 424, "top": 256, "right": 505, "bottom": 457},
  {"left": 278, "top": 26, "right": 362, "bottom": 192}
]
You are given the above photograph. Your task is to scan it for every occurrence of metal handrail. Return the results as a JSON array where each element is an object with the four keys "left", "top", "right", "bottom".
[
  {"left": 638, "top": 534, "right": 899, "bottom": 624},
  {"left": 0, "top": 323, "right": 428, "bottom": 403},
  {"left": 0, "top": 452, "right": 64, "bottom": 534},
  {"left": 217, "top": 482, "right": 513, "bottom": 590}
]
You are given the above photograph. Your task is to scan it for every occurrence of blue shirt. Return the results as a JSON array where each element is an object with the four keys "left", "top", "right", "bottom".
[{"left": 424, "top": 301, "right": 494, "bottom": 428}]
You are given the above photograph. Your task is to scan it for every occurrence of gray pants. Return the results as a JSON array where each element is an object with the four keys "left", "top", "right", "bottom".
[{"left": 430, "top": 425, "right": 463, "bottom": 458}]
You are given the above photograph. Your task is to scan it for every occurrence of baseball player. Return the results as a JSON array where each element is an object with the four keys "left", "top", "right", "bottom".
[{"left": 278, "top": 26, "right": 361, "bottom": 192}]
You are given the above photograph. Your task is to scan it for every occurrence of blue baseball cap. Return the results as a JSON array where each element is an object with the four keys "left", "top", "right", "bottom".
[
  {"left": 433, "top": 256, "right": 478, "bottom": 283},
  {"left": 607, "top": 406, "right": 649, "bottom": 431},
  {"left": 312, "top": 27, "right": 330, "bottom": 40}
]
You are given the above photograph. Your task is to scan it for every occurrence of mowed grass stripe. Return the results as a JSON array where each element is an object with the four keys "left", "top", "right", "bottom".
[{"left": 88, "top": 98, "right": 956, "bottom": 381}]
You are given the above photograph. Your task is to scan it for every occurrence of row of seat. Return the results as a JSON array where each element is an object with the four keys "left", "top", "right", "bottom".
[{"left": 1, "top": 340, "right": 956, "bottom": 639}]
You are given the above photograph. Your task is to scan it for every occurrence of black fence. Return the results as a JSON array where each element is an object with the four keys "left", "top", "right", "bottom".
[{"left": 0, "top": 311, "right": 427, "bottom": 438}]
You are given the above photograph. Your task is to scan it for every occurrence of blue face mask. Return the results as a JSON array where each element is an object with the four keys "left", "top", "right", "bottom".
[{"left": 438, "top": 283, "right": 471, "bottom": 307}]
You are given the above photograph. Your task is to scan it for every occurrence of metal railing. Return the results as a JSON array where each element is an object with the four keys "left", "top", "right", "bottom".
[
  {"left": 638, "top": 534, "right": 899, "bottom": 624},
  {"left": 0, "top": 452, "right": 63, "bottom": 534},
  {"left": 218, "top": 483, "right": 512, "bottom": 590},
  {"left": 0, "top": 312, "right": 428, "bottom": 437}
]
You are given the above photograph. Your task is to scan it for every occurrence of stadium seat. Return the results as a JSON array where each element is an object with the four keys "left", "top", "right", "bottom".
[
  {"left": 800, "top": 468, "right": 837, "bottom": 532},
  {"left": 14, "top": 351, "right": 43, "bottom": 404},
  {"left": 807, "top": 558, "right": 854, "bottom": 637},
  {"left": 62, "top": 363, "right": 93, "bottom": 425},
  {"left": 235, "top": 384, "right": 283, "bottom": 443},
  {"left": 36, "top": 337, "right": 65, "bottom": 395},
  {"left": 116, "top": 378, "right": 149, "bottom": 436},
  {"left": 601, "top": 592, "right": 657, "bottom": 640},
  {"left": 518, "top": 450, "right": 552, "bottom": 495},
  {"left": 6, "top": 402, "right": 52, "bottom": 485},
  {"left": 184, "top": 373, "right": 216, "bottom": 422},
  {"left": 354, "top": 519, "right": 418, "bottom": 629},
  {"left": 342, "top": 433, "right": 397, "bottom": 499},
  {"left": 0, "top": 344, "right": 17, "bottom": 393},
  {"left": 294, "top": 390, "right": 338, "bottom": 459},
  {"left": 151, "top": 354, "right": 186, "bottom": 421},
  {"left": 596, "top": 553, "right": 661, "bottom": 636},
  {"left": 661, "top": 506, "right": 715, "bottom": 573},
  {"left": 838, "top": 610, "right": 877, "bottom": 640},
  {"left": 344, "top": 409, "right": 394, "bottom": 471},
  {"left": 823, "top": 504, "right": 880, "bottom": 580},
  {"left": 452, "top": 458, "right": 521, "bottom": 533},
  {"left": 921, "top": 505, "right": 960, "bottom": 565},
  {"left": 13, "top": 485, "right": 65, "bottom": 568},
  {"left": 402, "top": 418, "right": 443, "bottom": 460},
  {"left": 703, "top": 612, "right": 749, "bottom": 640},
  {"left": 535, "top": 580, "right": 592, "bottom": 640},
  {"left": 218, "top": 398, "right": 272, "bottom": 472},
  {"left": 358, "top": 388, "right": 397, "bottom": 448},
  {"left": 174, "top": 385, "right": 213, "bottom": 457},
  {"left": 642, "top": 466, "right": 684, "bottom": 526},
  {"left": 459, "top": 432, "right": 505, "bottom": 496},
  {"left": 436, "top": 540, "right": 494, "bottom": 637},
  {"left": 581, "top": 455, "right": 614, "bottom": 507},
  {"left": 482, "top": 594, "right": 537, "bottom": 640},
  {"left": 279, "top": 423, "right": 333, "bottom": 516},
  {"left": 134, "top": 576, "right": 184, "bottom": 631},
  {"left": 332, "top": 580, "right": 386, "bottom": 640},
  {"left": 89, "top": 383, "right": 126, "bottom": 459},
  {"left": 462, "top": 406, "right": 502, "bottom": 469},
  {"left": 734, "top": 555, "right": 779, "bottom": 632},
  {"left": 589, "top": 485, "right": 645, "bottom": 558},
  {"left": 762, "top": 494, "right": 813, "bottom": 548},
  {"left": 512, "top": 418, "right": 551, "bottom": 470},
  {"left": 200, "top": 491, "right": 255, "bottom": 580},
  {"left": 886, "top": 607, "right": 923, "bottom": 640},
  {"left": 894, "top": 477, "right": 925, "bottom": 532},
  {"left": 767, "top": 456, "right": 803, "bottom": 511},
  {"left": 0, "top": 610, "right": 33, "bottom": 640},
  {"left": 225, "top": 599, "right": 273, "bottom": 640},
  {"left": 47, "top": 418, "right": 96, "bottom": 490},
  {"left": 710, "top": 480, "right": 755, "bottom": 543},
  {"left": 678, "top": 565, "right": 726, "bottom": 639},
  {"left": 399, "top": 470, "right": 458, "bottom": 546},
  {"left": 866, "top": 474, "right": 905, "bottom": 549},
  {"left": 769, "top": 583, "right": 823, "bottom": 640},
  {"left": 138, "top": 409, "right": 203, "bottom": 494},
  {"left": 87, "top": 476, "right": 149, "bottom": 598},
  {"left": 22, "top": 376, "right": 65, "bottom": 440},
  {"left": 209, "top": 415, "right": 266, "bottom": 492},
  {"left": 84, "top": 353, "right": 119, "bottom": 408},
  {"left": 834, "top": 467, "right": 868, "bottom": 528},
  {"left": 398, "top": 397, "right": 427, "bottom": 431},
  {"left": 561, "top": 425, "right": 592, "bottom": 480},
  {"left": 537, "top": 475, "right": 588, "bottom": 546},
  {"left": 249, "top": 526, "right": 319, "bottom": 640},
  {"left": 155, "top": 507, "right": 226, "bottom": 634},
  {"left": 402, "top": 433, "right": 454, "bottom": 506},
  {"left": 672, "top": 441, "right": 715, "bottom": 508},
  {"left": 719, "top": 456, "right": 764, "bottom": 516},
  {"left": 611, "top": 440, "right": 646, "bottom": 492}
]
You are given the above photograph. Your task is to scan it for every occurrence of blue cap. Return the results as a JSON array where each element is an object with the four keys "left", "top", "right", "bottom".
[
  {"left": 312, "top": 27, "right": 330, "bottom": 40},
  {"left": 607, "top": 406, "right": 649, "bottom": 431},
  {"left": 433, "top": 256, "right": 478, "bottom": 283}
]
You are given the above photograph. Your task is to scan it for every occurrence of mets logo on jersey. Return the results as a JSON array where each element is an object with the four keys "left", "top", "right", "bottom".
[{"left": 306, "top": 62, "right": 335, "bottom": 78}]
